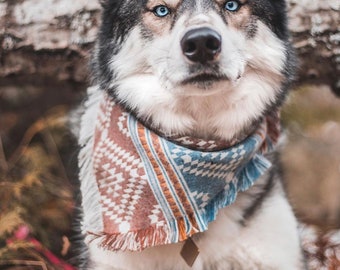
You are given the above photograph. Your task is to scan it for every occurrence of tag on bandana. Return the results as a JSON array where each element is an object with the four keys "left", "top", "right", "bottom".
[{"left": 180, "top": 237, "right": 200, "bottom": 267}]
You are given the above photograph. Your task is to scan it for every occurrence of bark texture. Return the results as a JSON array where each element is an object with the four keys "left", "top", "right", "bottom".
[
  {"left": 288, "top": 0, "right": 340, "bottom": 95},
  {"left": 0, "top": 0, "right": 339, "bottom": 93}
]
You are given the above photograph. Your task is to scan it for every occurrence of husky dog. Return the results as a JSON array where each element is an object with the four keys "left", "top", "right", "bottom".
[{"left": 77, "top": 0, "right": 307, "bottom": 269}]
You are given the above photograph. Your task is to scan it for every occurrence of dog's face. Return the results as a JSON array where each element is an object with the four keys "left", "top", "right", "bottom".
[{"left": 94, "top": 0, "right": 295, "bottom": 140}]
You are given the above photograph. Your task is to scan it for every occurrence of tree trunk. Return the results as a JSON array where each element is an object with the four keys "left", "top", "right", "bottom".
[
  {"left": 0, "top": 0, "right": 339, "bottom": 94},
  {"left": 288, "top": 0, "right": 339, "bottom": 95}
]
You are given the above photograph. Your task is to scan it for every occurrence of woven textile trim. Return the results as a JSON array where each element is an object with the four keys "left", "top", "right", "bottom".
[{"left": 80, "top": 91, "right": 280, "bottom": 252}]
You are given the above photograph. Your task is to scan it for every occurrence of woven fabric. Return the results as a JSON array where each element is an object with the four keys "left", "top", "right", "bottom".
[{"left": 84, "top": 94, "right": 280, "bottom": 252}]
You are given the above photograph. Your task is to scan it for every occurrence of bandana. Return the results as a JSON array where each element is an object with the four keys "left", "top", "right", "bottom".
[{"left": 79, "top": 90, "right": 280, "bottom": 252}]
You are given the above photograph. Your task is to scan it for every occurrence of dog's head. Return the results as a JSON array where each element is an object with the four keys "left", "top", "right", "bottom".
[{"left": 92, "top": 0, "right": 295, "bottom": 140}]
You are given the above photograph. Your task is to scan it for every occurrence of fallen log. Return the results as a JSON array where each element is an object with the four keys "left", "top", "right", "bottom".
[{"left": 0, "top": 0, "right": 339, "bottom": 94}]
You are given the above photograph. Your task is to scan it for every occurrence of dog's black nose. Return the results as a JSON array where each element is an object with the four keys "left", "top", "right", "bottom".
[{"left": 181, "top": 27, "right": 222, "bottom": 64}]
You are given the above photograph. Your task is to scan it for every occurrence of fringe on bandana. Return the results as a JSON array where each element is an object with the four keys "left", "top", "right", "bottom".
[{"left": 79, "top": 87, "right": 280, "bottom": 252}]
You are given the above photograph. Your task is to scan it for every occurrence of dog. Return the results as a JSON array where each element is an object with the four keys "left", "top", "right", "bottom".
[{"left": 76, "top": 0, "right": 308, "bottom": 269}]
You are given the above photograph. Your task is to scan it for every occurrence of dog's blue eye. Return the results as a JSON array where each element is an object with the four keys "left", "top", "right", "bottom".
[
  {"left": 154, "top": 5, "right": 170, "bottom": 17},
  {"left": 225, "top": 1, "right": 240, "bottom": 12}
]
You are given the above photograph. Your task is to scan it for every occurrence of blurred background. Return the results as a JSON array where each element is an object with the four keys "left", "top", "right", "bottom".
[{"left": 0, "top": 0, "right": 339, "bottom": 269}]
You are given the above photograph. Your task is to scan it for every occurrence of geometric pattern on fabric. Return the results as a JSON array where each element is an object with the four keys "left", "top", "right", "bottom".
[{"left": 87, "top": 94, "right": 278, "bottom": 251}]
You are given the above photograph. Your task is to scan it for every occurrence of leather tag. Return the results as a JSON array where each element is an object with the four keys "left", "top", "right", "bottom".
[{"left": 180, "top": 238, "right": 200, "bottom": 267}]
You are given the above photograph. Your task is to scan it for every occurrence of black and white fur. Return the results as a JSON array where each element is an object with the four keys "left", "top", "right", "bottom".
[{"left": 77, "top": 0, "right": 307, "bottom": 269}]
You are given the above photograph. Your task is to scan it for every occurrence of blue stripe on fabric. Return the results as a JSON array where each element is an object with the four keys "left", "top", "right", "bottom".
[
  {"left": 127, "top": 115, "right": 178, "bottom": 238},
  {"left": 160, "top": 138, "right": 207, "bottom": 232},
  {"left": 143, "top": 127, "right": 190, "bottom": 243},
  {"left": 156, "top": 137, "right": 202, "bottom": 235}
]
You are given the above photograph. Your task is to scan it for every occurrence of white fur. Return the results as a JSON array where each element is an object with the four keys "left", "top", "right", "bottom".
[
  {"left": 110, "top": 17, "right": 285, "bottom": 140},
  {"left": 79, "top": 86, "right": 105, "bottom": 237}
]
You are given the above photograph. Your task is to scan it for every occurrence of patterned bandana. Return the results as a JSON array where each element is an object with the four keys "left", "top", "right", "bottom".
[{"left": 80, "top": 92, "right": 280, "bottom": 252}]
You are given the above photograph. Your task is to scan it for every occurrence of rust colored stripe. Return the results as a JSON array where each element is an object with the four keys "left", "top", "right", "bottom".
[
  {"left": 137, "top": 125, "right": 183, "bottom": 220},
  {"left": 149, "top": 132, "right": 200, "bottom": 233}
]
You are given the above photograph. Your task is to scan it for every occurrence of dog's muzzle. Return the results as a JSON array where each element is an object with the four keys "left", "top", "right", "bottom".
[{"left": 181, "top": 27, "right": 221, "bottom": 64}]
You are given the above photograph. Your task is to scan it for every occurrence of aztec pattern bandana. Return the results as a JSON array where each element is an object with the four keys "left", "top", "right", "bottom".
[{"left": 80, "top": 92, "right": 280, "bottom": 252}]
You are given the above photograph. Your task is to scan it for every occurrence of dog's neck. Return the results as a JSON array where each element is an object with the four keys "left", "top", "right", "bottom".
[
  {"left": 125, "top": 88, "right": 262, "bottom": 143},
  {"left": 112, "top": 68, "right": 281, "bottom": 143},
  {"left": 137, "top": 95, "right": 260, "bottom": 151}
]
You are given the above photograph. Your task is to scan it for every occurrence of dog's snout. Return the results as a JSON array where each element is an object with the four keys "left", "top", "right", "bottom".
[{"left": 181, "top": 27, "right": 221, "bottom": 64}]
